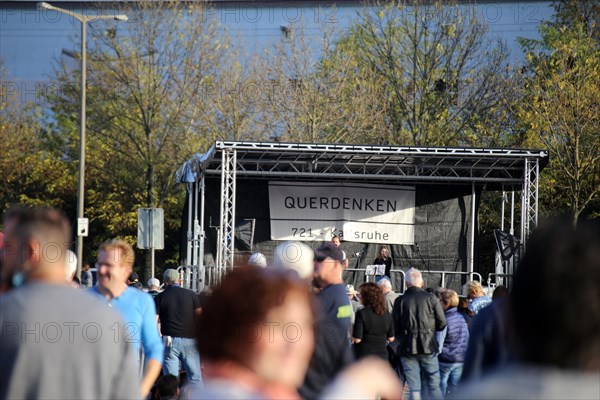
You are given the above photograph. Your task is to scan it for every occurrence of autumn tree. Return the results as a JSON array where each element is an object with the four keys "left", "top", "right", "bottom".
[
  {"left": 204, "top": 49, "right": 270, "bottom": 141},
  {"left": 260, "top": 20, "right": 387, "bottom": 143},
  {"left": 518, "top": 18, "right": 600, "bottom": 226},
  {"left": 0, "top": 61, "right": 75, "bottom": 216},
  {"left": 550, "top": 0, "right": 599, "bottom": 39},
  {"left": 45, "top": 0, "right": 230, "bottom": 275},
  {"left": 319, "top": 0, "right": 515, "bottom": 146}
]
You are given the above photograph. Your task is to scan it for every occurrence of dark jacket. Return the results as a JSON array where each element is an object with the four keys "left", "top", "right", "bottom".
[
  {"left": 392, "top": 286, "right": 447, "bottom": 356},
  {"left": 439, "top": 307, "right": 469, "bottom": 363},
  {"left": 461, "top": 299, "right": 510, "bottom": 381},
  {"left": 373, "top": 256, "right": 393, "bottom": 277}
]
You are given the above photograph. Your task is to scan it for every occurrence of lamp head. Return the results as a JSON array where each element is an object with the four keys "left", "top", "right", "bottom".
[{"left": 37, "top": 2, "right": 52, "bottom": 10}]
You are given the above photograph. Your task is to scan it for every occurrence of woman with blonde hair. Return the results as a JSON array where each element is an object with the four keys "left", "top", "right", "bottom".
[{"left": 437, "top": 289, "right": 469, "bottom": 398}]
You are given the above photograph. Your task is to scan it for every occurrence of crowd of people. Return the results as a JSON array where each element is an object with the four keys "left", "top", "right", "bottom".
[{"left": 0, "top": 204, "right": 599, "bottom": 399}]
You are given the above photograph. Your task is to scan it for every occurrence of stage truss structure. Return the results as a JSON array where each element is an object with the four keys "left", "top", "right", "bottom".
[{"left": 178, "top": 141, "right": 548, "bottom": 289}]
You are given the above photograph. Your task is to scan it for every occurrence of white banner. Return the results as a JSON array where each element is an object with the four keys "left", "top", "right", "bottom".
[{"left": 269, "top": 182, "right": 415, "bottom": 244}]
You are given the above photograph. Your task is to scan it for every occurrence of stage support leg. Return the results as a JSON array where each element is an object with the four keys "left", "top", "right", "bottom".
[
  {"left": 217, "top": 149, "right": 237, "bottom": 282},
  {"left": 192, "top": 181, "right": 199, "bottom": 268},
  {"left": 199, "top": 175, "right": 206, "bottom": 290},
  {"left": 501, "top": 186, "right": 505, "bottom": 232},
  {"left": 186, "top": 183, "right": 193, "bottom": 267},
  {"left": 469, "top": 182, "right": 476, "bottom": 277},
  {"left": 510, "top": 190, "right": 515, "bottom": 235}
]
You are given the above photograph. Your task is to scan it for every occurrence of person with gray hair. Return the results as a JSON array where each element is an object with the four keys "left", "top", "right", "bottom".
[
  {"left": 155, "top": 268, "right": 202, "bottom": 384},
  {"left": 378, "top": 277, "right": 399, "bottom": 314},
  {"left": 248, "top": 252, "right": 268, "bottom": 268},
  {"left": 404, "top": 267, "right": 424, "bottom": 288},
  {"left": 147, "top": 277, "right": 161, "bottom": 299},
  {"left": 392, "top": 268, "right": 447, "bottom": 400}
]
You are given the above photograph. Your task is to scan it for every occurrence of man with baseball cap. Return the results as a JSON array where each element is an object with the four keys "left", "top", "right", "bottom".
[
  {"left": 300, "top": 242, "right": 354, "bottom": 399},
  {"left": 147, "top": 277, "right": 161, "bottom": 299},
  {"left": 127, "top": 272, "right": 143, "bottom": 289}
]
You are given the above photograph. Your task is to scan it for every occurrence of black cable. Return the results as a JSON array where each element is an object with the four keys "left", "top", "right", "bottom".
[{"left": 414, "top": 242, "right": 433, "bottom": 278}]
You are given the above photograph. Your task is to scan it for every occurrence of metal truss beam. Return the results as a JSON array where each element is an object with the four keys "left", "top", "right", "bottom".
[
  {"left": 216, "top": 149, "right": 236, "bottom": 282},
  {"left": 520, "top": 158, "right": 540, "bottom": 249},
  {"left": 215, "top": 141, "right": 547, "bottom": 158},
  {"left": 177, "top": 141, "right": 549, "bottom": 289},
  {"left": 186, "top": 141, "right": 548, "bottom": 185},
  {"left": 203, "top": 169, "right": 523, "bottom": 184}
]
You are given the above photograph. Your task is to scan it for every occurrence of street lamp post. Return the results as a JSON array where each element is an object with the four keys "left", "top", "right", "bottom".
[{"left": 38, "top": 2, "right": 127, "bottom": 280}]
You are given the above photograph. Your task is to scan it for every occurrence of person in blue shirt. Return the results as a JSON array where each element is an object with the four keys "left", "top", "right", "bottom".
[{"left": 90, "top": 238, "right": 163, "bottom": 398}]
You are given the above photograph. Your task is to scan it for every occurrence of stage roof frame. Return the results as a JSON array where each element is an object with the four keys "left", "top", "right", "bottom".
[
  {"left": 178, "top": 141, "right": 549, "bottom": 185},
  {"left": 177, "top": 141, "right": 548, "bottom": 286}
]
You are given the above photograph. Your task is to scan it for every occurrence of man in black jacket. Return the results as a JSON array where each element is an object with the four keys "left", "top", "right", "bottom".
[
  {"left": 393, "top": 268, "right": 447, "bottom": 400},
  {"left": 156, "top": 269, "right": 202, "bottom": 384}
]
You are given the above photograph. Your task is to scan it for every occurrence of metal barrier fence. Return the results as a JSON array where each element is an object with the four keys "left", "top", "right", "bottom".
[
  {"left": 177, "top": 265, "right": 203, "bottom": 293},
  {"left": 366, "top": 269, "right": 407, "bottom": 293},
  {"left": 344, "top": 268, "right": 482, "bottom": 294},
  {"left": 343, "top": 268, "right": 407, "bottom": 292},
  {"left": 487, "top": 273, "right": 513, "bottom": 289},
  {"left": 182, "top": 265, "right": 487, "bottom": 294},
  {"left": 425, "top": 270, "right": 483, "bottom": 291}
]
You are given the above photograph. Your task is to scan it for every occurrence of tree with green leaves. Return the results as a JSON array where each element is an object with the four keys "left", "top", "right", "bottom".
[
  {"left": 205, "top": 50, "right": 270, "bottom": 141},
  {"left": 44, "top": 0, "right": 230, "bottom": 276},
  {"left": 519, "top": 15, "right": 600, "bottom": 226},
  {"left": 0, "top": 61, "right": 75, "bottom": 216},
  {"left": 550, "top": 0, "right": 599, "bottom": 39}
]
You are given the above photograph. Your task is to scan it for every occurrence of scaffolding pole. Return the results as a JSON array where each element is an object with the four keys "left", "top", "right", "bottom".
[
  {"left": 469, "top": 182, "right": 476, "bottom": 275},
  {"left": 217, "top": 149, "right": 237, "bottom": 283},
  {"left": 186, "top": 183, "right": 193, "bottom": 266},
  {"left": 520, "top": 158, "right": 540, "bottom": 250},
  {"left": 199, "top": 174, "right": 206, "bottom": 290}
]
